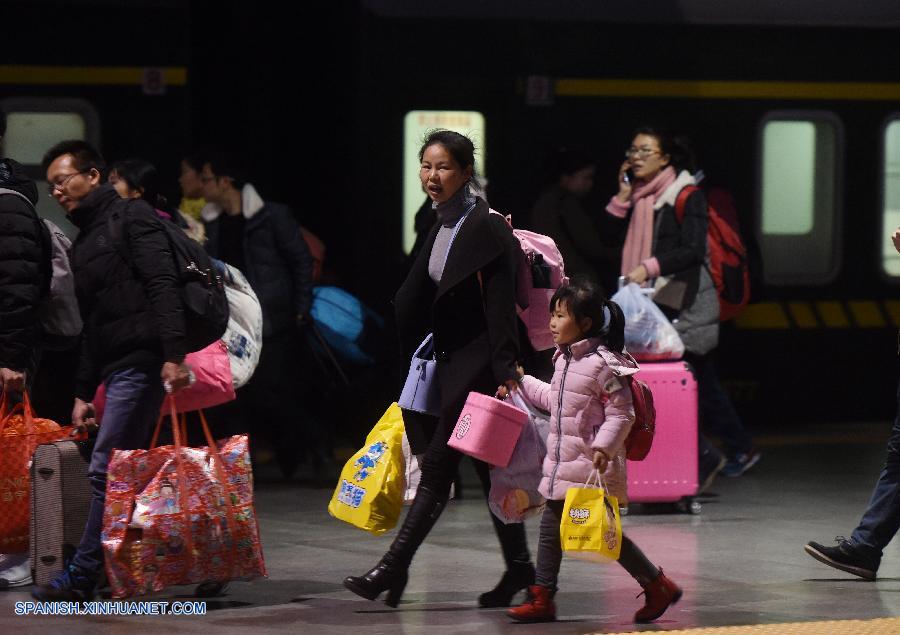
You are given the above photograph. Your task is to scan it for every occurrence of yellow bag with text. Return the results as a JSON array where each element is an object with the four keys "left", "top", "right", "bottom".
[
  {"left": 560, "top": 471, "right": 622, "bottom": 562},
  {"left": 327, "top": 403, "right": 405, "bottom": 535}
]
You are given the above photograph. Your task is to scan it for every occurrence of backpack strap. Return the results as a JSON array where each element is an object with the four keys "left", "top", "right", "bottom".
[
  {"left": 488, "top": 208, "right": 514, "bottom": 229},
  {"left": 674, "top": 185, "right": 700, "bottom": 225}
]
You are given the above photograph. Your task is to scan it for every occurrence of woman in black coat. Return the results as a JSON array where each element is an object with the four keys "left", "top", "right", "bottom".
[{"left": 344, "top": 130, "right": 534, "bottom": 607}]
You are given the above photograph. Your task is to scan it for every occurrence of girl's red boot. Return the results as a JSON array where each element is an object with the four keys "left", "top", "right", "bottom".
[
  {"left": 634, "top": 569, "right": 682, "bottom": 623},
  {"left": 506, "top": 585, "right": 556, "bottom": 623}
]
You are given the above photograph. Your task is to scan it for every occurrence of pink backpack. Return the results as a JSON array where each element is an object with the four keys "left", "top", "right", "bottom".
[{"left": 490, "top": 211, "right": 567, "bottom": 351}]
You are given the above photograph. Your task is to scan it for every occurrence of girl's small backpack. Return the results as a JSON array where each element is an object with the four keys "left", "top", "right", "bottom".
[{"left": 624, "top": 377, "right": 656, "bottom": 461}]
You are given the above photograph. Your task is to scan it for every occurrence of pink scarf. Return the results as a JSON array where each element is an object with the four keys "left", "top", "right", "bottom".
[{"left": 620, "top": 166, "right": 677, "bottom": 275}]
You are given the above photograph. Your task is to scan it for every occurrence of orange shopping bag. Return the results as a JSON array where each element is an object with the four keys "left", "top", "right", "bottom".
[
  {"left": 0, "top": 392, "right": 71, "bottom": 553},
  {"left": 102, "top": 398, "right": 266, "bottom": 598}
]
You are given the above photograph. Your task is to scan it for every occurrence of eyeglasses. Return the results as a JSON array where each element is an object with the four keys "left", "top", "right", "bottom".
[
  {"left": 46, "top": 171, "right": 87, "bottom": 195},
  {"left": 624, "top": 147, "right": 660, "bottom": 159}
]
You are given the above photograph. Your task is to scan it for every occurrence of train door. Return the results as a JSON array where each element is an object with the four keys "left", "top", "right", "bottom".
[
  {"left": 402, "top": 110, "right": 486, "bottom": 253},
  {"left": 0, "top": 97, "right": 102, "bottom": 236}
]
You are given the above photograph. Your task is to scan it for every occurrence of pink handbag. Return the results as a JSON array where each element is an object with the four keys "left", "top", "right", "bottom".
[
  {"left": 447, "top": 392, "right": 528, "bottom": 467},
  {"left": 92, "top": 340, "right": 236, "bottom": 420}
]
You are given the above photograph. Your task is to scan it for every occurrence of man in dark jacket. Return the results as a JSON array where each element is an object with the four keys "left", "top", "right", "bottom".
[
  {"left": 0, "top": 158, "right": 44, "bottom": 395},
  {"left": 0, "top": 113, "right": 47, "bottom": 589},
  {"left": 32, "top": 141, "right": 192, "bottom": 601},
  {"left": 199, "top": 152, "right": 317, "bottom": 478}
]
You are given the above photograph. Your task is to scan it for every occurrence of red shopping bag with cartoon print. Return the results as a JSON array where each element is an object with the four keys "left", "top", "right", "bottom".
[
  {"left": 101, "top": 399, "right": 266, "bottom": 598},
  {"left": 0, "top": 392, "right": 71, "bottom": 553}
]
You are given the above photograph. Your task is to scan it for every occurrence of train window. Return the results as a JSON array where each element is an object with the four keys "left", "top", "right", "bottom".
[
  {"left": 758, "top": 113, "right": 842, "bottom": 285},
  {"left": 882, "top": 119, "right": 900, "bottom": 277},
  {"left": 0, "top": 98, "right": 101, "bottom": 236},
  {"left": 3, "top": 113, "right": 85, "bottom": 165},
  {"left": 402, "top": 110, "right": 485, "bottom": 253}
]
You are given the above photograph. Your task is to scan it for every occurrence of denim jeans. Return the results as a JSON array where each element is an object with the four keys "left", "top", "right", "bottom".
[
  {"left": 70, "top": 364, "right": 165, "bottom": 578},
  {"left": 684, "top": 351, "right": 753, "bottom": 460},
  {"left": 849, "top": 379, "right": 900, "bottom": 567}
]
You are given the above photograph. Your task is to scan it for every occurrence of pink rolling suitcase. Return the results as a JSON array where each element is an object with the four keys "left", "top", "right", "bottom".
[{"left": 626, "top": 361, "right": 700, "bottom": 513}]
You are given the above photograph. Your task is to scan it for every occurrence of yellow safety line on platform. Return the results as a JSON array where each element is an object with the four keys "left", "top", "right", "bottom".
[
  {"left": 0, "top": 65, "right": 187, "bottom": 86},
  {"left": 556, "top": 78, "right": 900, "bottom": 101},
  {"left": 848, "top": 301, "right": 887, "bottom": 328},
  {"left": 733, "top": 300, "right": 900, "bottom": 330},
  {"left": 733, "top": 302, "right": 789, "bottom": 329},
  {"left": 786, "top": 301, "right": 817, "bottom": 329},
  {"left": 616, "top": 616, "right": 900, "bottom": 634},
  {"left": 883, "top": 300, "right": 900, "bottom": 328},
  {"left": 814, "top": 301, "right": 851, "bottom": 328}
]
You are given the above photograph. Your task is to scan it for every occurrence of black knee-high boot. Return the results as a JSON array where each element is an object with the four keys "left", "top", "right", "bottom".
[
  {"left": 343, "top": 486, "right": 446, "bottom": 607},
  {"left": 478, "top": 510, "right": 535, "bottom": 608}
]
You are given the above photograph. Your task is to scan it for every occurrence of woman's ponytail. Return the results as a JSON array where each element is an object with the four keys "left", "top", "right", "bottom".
[{"left": 604, "top": 299, "right": 626, "bottom": 353}]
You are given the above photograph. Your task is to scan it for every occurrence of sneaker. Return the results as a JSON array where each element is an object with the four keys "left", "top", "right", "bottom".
[
  {"left": 721, "top": 449, "right": 762, "bottom": 477},
  {"left": 31, "top": 564, "right": 96, "bottom": 601},
  {"left": 0, "top": 553, "right": 32, "bottom": 589},
  {"left": 698, "top": 452, "right": 726, "bottom": 494},
  {"left": 804, "top": 538, "right": 878, "bottom": 581}
]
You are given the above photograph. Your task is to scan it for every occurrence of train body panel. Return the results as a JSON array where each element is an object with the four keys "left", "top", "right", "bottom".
[{"left": 3, "top": 2, "right": 900, "bottom": 424}]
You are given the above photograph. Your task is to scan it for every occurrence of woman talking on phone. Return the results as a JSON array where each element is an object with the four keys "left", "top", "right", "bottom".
[
  {"left": 343, "top": 130, "right": 534, "bottom": 608},
  {"left": 606, "top": 126, "right": 759, "bottom": 491}
]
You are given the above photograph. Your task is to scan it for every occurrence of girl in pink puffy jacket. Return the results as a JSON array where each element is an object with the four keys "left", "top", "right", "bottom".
[{"left": 506, "top": 280, "right": 682, "bottom": 624}]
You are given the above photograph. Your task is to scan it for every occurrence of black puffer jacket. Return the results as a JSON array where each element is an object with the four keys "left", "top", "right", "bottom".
[
  {"left": 69, "top": 184, "right": 186, "bottom": 399},
  {"left": 0, "top": 159, "right": 44, "bottom": 372}
]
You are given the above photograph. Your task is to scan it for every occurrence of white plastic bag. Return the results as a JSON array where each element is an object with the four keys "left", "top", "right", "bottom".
[
  {"left": 488, "top": 391, "right": 549, "bottom": 524},
  {"left": 220, "top": 263, "right": 264, "bottom": 388},
  {"left": 611, "top": 282, "right": 684, "bottom": 361},
  {"left": 401, "top": 431, "right": 453, "bottom": 505}
]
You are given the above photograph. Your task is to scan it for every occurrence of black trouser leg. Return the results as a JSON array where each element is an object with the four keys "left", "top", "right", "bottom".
[
  {"left": 618, "top": 535, "right": 660, "bottom": 587},
  {"left": 472, "top": 458, "right": 532, "bottom": 568}
]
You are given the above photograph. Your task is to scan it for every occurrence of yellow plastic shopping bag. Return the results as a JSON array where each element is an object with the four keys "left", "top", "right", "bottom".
[
  {"left": 559, "top": 471, "right": 622, "bottom": 562},
  {"left": 328, "top": 403, "right": 406, "bottom": 535}
]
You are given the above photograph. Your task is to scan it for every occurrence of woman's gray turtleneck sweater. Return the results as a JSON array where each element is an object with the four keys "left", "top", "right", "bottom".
[{"left": 427, "top": 185, "right": 476, "bottom": 283}]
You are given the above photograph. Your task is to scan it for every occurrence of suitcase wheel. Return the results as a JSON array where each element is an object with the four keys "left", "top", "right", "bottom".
[{"left": 675, "top": 498, "right": 701, "bottom": 515}]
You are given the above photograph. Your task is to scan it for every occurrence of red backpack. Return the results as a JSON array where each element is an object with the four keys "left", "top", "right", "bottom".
[
  {"left": 675, "top": 186, "right": 750, "bottom": 322},
  {"left": 624, "top": 377, "right": 656, "bottom": 461}
]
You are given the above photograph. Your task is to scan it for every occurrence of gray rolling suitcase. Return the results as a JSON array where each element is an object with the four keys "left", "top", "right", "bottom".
[{"left": 29, "top": 439, "right": 92, "bottom": 585}]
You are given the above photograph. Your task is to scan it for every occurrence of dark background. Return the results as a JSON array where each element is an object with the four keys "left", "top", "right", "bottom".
[{"left": 6, "top": 0, "right": 900, "bottom": 431}]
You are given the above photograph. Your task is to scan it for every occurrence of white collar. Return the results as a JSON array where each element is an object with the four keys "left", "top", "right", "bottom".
[
  {"left": 201, "top": 182, "right": 265, "bottom": 222},
  {"left": 654, "top": 170, "right": 696, "bottom": 210}
]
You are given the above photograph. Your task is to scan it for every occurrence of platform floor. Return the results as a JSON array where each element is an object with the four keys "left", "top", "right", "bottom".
[{"left": 3, "top": 423, "right": 900, "bottom": 633}]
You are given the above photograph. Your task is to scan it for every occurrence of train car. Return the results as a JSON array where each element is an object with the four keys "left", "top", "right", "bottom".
[
  {"left": 0, "top": 2, "right": 192, "bottom": 232},
  {"left": 349, "top": 1, "right": 900, "bottom": 427},
  {"left": 5, "top": 1, "right": 900, "bottom": 431},
  {"left": 0, "top": 1, "right": 193, "bottom": 423}
]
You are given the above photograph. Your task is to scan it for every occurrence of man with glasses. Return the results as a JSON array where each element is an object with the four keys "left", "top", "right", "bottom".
[
  {"left": 32, "top": 140, "right": 192, "bottom": 601},
  {"left": 199, "top": 151, "right": 319, "bottom": 480},
  {"left": 0, "top": 112, "right": 46, "bottom": 589}
]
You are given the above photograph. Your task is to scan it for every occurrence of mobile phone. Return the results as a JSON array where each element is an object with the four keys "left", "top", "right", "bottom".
[{"left": 623, "top": 168, "right": 634, "bottom": 184}]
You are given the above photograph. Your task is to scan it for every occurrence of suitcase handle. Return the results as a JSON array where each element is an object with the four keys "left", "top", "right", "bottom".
[
  {"left": 40, "top": 555, "right": 57, "bottom": 564},
  {"left": 37, "top": 467, "right": 55, "bottom": 476}
]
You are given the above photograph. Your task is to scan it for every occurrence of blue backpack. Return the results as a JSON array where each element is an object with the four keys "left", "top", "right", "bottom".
[{"left": 310, "top": 286, "right": 384, "bottom": 365}]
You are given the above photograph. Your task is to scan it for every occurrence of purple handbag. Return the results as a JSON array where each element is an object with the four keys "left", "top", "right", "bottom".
[{"left": 398, "top": 333, "right": 440, "bottom": 416}]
